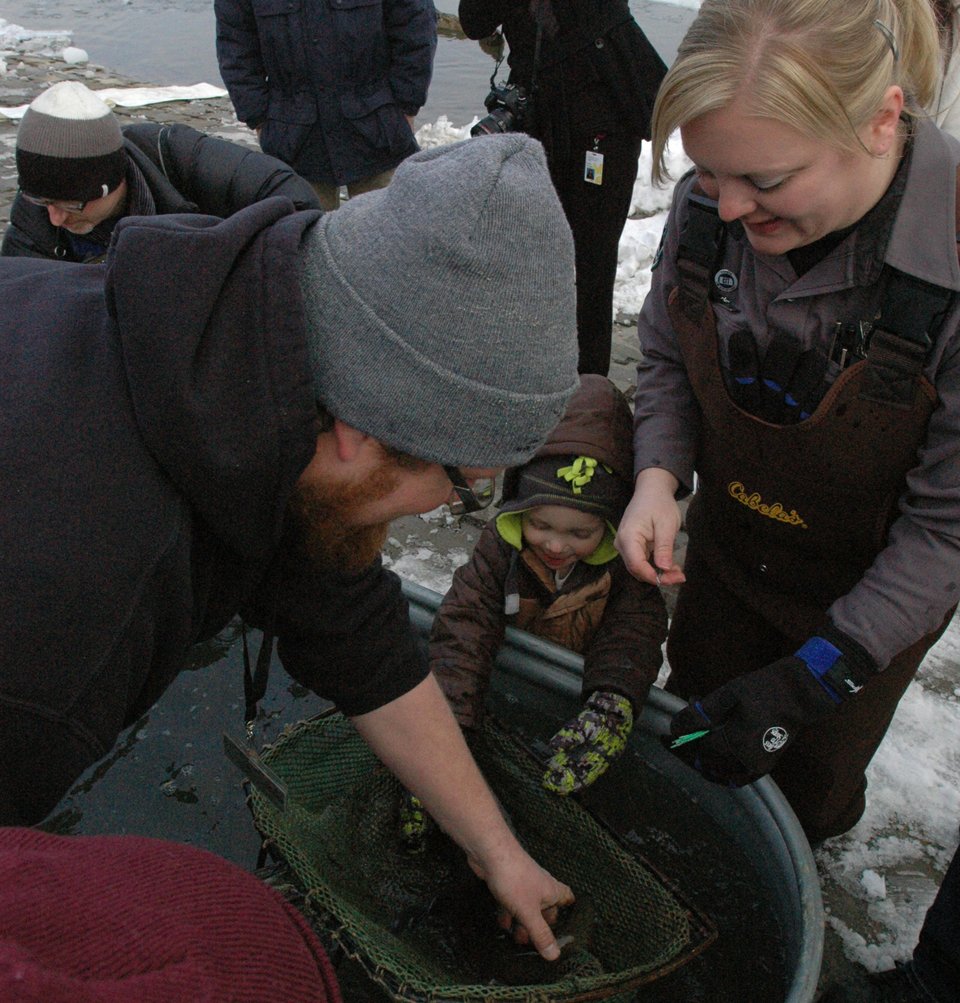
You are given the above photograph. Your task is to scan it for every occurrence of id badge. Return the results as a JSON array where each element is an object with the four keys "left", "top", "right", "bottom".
[{"left": 584, "top": 149, "right": 604, "bottom": 185}]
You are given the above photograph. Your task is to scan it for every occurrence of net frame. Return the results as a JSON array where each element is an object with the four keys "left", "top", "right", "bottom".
[{"left": 249, "top": 710, "right": 717, "bottom": 1002}]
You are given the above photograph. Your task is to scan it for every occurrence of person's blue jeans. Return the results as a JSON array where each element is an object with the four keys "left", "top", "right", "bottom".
[{"left": 912, "top": 839, "right": 960, "bottom": 1002}]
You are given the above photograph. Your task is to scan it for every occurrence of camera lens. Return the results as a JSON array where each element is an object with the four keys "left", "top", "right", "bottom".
[{"left": 470, "top": 107, "right": 516, "bottom": 137}]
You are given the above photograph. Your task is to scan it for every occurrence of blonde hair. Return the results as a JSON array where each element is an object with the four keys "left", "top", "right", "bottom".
[{"left": 651, "top": 0, "right": 941, "bottom": 182}]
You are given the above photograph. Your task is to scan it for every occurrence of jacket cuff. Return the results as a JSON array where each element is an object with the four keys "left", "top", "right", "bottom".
[{"left": 795, "top": 622, "right": 877, "bottom": 700}]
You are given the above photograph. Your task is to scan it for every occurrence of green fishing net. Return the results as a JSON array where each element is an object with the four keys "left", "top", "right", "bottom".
[{"left": 249, "top": 712, "right": 715, "bottom": 1003}]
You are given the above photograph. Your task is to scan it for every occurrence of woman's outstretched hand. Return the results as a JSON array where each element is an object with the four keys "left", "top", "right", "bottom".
[{"left": 615, "top": 468, "right": 686, "bottom": 586}]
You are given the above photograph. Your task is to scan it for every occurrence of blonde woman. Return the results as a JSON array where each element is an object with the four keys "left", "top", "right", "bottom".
[{"left": 616, "top": 0, "right": 960, "bottom": 844}]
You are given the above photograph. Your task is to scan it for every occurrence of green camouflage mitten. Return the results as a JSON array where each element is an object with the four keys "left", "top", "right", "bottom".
[
  {"left": 542, "top": 690, "right": 634, "bottom": 795},
  {"left": 397, "top": 789, "right": 434, "bottom": 853}
]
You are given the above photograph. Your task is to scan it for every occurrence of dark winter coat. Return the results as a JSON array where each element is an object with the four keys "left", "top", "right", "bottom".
[
  {"left": 0, "top": 198, "right": 427, "bottom": 826},
  {"left": 1, "top": 122, "right": 319, "bottom": 262},
  {"left": 431, "top": 526, "right": 665, "bottom": 728},
  {"left": 458, "top": 0, "right": 665, "bottom": 154},
  {"left": 431, "top": 375, "right": 666, "bottom": 729},
  {"left": 214, "top": 0, "right": 436, "bottom": 186}
]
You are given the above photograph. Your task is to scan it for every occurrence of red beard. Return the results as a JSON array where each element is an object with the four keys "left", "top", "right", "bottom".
[{"left": 286, "top": 462, "right": 397, "bottom": 573}]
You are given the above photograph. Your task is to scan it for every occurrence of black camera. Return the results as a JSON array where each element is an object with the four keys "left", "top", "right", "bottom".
[{"left": 470, "top": 83, "right": 531, "bottom": 137}]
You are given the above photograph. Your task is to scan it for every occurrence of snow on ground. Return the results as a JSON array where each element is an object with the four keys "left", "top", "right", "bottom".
[
  {"left": 818, "top": 638, "right": 960, "bottom": 969},
  {"left": 0, "top": 82, "right": 227, "bottom": 119}
]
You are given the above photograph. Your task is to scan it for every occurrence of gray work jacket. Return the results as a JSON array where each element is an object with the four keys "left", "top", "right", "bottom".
[{"left": 634, "top": 118, "right": 960, "bottom": 667}]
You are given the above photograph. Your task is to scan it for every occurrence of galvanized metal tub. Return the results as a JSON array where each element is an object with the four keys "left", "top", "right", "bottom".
[{"left": 403, "top": 579, "right": 824, "bottom": 1003}]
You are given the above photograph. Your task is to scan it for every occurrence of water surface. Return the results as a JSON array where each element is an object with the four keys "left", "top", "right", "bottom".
[{"left": 1, "top": 0, "right": 696, "bottom": 127}]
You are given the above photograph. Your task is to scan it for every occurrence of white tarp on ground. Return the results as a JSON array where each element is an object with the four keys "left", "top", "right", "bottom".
[{"left": 0, "top": 83, "right": 228, "bottom": 120}]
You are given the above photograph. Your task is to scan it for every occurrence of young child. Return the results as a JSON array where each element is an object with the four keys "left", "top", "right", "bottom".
[{"left": 431, "top": 374, "right": 667, "bottom": 795}]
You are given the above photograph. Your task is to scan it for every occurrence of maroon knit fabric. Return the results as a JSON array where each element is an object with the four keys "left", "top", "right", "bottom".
[{"left": 0, "top": 828, "right": 342, "bottom": 1002}]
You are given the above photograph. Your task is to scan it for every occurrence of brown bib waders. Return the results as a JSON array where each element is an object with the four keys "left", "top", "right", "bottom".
[{"left": 664, "top": 195, "right": 953, "bottom": 840}]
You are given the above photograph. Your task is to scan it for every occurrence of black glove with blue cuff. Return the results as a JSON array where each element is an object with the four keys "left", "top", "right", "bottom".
[{"left": 666, "top": 624, "right": 876, "bottom": 787}]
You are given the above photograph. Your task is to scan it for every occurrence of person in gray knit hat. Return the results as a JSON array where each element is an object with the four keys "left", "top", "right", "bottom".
[
  {"left": 300, "top": 134, "right": 577, "bottom": 467},
  {"left": 3, "top": 80, "right": 318, "bottom": 262},
  {"left": 1, "top": 132, "right": 580, "bottom": 961}
]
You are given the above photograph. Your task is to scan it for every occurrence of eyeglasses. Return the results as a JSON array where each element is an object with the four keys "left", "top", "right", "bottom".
[
  {"left": 443, "top": 465, "right": 496, "bottom": 516},
  {"left": 20, "top": 192, "right": 88, "bottom": 213}
]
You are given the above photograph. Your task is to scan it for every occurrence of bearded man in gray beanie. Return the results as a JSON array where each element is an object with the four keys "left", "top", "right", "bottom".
[{"left": 0, "top": 132, "right": 580, "bottom": 958}]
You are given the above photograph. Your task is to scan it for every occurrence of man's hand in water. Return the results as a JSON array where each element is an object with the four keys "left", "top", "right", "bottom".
[
  {"left": 400, "top": 786, "right": 575, "bottom": 958},
  {"left": 466, "top": 840, "right": 575, "bottom": 960},
  {"left": 352, "top": 674, "right": 573, "bottom": 960}
]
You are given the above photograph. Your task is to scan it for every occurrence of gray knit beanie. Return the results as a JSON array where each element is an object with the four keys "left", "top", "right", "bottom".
[
  {"left": 16, "top": 81, "right": 125, "bottom": 202},
  {"left": 298, "top": 134, "right": 579, "bottom": 468}
]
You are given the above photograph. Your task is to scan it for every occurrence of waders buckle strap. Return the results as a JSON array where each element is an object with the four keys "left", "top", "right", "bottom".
[
  {"left": 860, "top": 162, "right": 960, "bottom": 405},
  {"left": 676, "top": 192, "right": 725, "bottom": 322},
  {"left": 861, "top": 270, "right": 952, "bottom": 407}
]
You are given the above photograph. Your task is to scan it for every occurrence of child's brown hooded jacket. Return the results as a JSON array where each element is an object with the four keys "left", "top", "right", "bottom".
[{"left": 430, "top": 375, "right": 667, "bottom": 728}]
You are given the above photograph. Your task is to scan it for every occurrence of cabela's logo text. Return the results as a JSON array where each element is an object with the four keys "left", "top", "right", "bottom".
[{"left": 728, "top": 481, "right": 808, "bottom": 528}]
